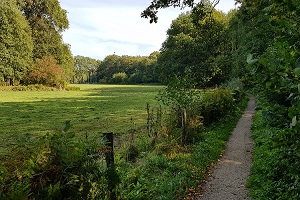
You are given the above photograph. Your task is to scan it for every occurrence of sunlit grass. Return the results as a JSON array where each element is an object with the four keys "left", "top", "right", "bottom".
[{"left": 0, "top": 84, "right": 164, "bottom": 154}]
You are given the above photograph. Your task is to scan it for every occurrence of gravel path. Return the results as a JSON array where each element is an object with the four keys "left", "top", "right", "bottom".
[{"left": 197, "top": 96, "right": 255, "bottom": 200}]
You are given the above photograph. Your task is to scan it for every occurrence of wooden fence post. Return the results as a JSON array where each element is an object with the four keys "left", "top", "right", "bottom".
[
  {"left": 181, "top": 108, "right": 187, "bottom": 145},
  {"left": 103, "top": 132, "right": 117, "bottom": 200}
]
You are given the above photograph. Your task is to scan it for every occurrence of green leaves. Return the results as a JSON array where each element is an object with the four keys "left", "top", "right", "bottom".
[
  {"left": 240, "top": 0, "right": 300, "bottom": 198},
  {"left": 246, "top": 54, "right": 258, "bottom": 65},
  {"left": 157, "top": 76, "right": 196, "bottom": 110},
  {"left": 61, "top": 120, "right": 71, "bottom": 133},
  {"left": 96, "top": 53, "right": 159, "bottom": 84},
  {"left": 290, "top": 116, "right": 297, "bottom": 128},
  {"left": 157, "top": 8, "right": 230, "bottom": 86},
  {"left": 0, "top": 0, "right": 74, "bottom": 86},
  {"left": 141, "top": 0, "right": 196, "bottom": 23},
  {"left": 74, "top": 55, "right": 99, "bottom": 84},
  {"left": 0, "top": 1, "right": 33, "bottom": 85}
]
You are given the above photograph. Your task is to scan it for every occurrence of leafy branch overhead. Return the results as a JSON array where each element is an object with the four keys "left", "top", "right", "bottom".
[{"left": 141, "top": 0, "right": 221, "bottom": 23}]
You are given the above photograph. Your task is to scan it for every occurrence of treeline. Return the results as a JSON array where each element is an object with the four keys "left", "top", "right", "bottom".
[
  {"left": 73, "top": 52, "right": 159, "bottom": 84},
  {"left": 0, "top": 0, "right": 239, "bottom": 88},
  {"left": 0, "top": 0, "right": 75, "bottom": 87},
  {"left": 73, "top": 7, "right": 235, "bottom": 86}
]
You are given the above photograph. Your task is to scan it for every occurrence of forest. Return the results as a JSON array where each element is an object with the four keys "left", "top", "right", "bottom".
[{"left": 1, "top": 0, "right": 300, "bottom": 199}]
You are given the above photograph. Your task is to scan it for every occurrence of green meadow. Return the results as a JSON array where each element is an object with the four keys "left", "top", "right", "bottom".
[{"left": 0, "top": 84, "right": 164, "bottom": 155}]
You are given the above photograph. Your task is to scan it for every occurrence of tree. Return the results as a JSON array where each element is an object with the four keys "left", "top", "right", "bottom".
[
  {"left": 232, "top": 1, "right": 300, "bottom": 198},
  {"left": 0, "top": 0, "right": 33, "bottom": 85},
  {"left": 59, "top": 44, "right": 76, "bottom": 83},
  {"left": 21, "top": 0, "right": 69, "bottom": 32},
  {"left": 112, "top": 72, "right": 127, "bottom": 84},
  {"left": 142, "top": 0, "right": 221, "bottom": 23},
  {"left": 27, "top": 55, "right": 64, "bottom": 87},
  {"left": 156, "top": 6, "right": 229, "bottom": 87},
  {"left": 97, "top": 54, "right": 120, "bottom": 83},
  {"left": 74, "top": 56, "right": 99, "bottom": 83},
  {"left": 96, "top": 54, "right": 159, "bottom": 84},
  {"left": 20, "top": 0, "right": 75, "bottom": 85}
]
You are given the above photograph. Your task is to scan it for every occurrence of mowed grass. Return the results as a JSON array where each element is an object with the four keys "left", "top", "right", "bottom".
[{"left": 0, "top": 84, "right": 164, "bottom": 155}]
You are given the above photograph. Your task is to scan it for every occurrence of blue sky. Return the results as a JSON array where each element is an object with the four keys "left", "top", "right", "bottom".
[{"left": 59, "top": 0, "right": 237, "bottom": 60}]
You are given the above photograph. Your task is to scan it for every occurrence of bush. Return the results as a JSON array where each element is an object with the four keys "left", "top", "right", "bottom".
[
  {"left": 27, "top": 56, "right": 65, "bottom": 87},
  {"left": 221, "top": 77, "right": 245, "bottom": 102},
  {"left": 0, "top": 81, "right": 9, "bottom": 86},
  {"left": 0, "top": 84, "right": 57, "bottom": 91},
  {"left": 248, "top": 111, "right": 300, "bottom": 199},
  {"left": 112, "top": 72, "right": 127, "bottom": 84},
  {"left": 198, "top": 89, "right": 235, "bottom": 125}
]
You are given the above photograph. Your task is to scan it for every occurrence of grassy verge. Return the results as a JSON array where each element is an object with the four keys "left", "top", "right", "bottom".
[
  {"left": 116, "top": 96, "right": 249, "bottom": 199},
  {"left": 248, "top": 110, "right": 300, "bottom": 199}
]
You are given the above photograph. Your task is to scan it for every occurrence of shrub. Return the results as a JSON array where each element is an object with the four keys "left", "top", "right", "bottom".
[
  {"left": 27, "top": 56, "right": 65, "bottom": 87},
  {"left": 0, "top": 84, "right": 80, "bottom": 91},
  {"left": 248, "top": 111, "right": 300, "bottom": 199},
  {"left": 198, "top": 89, "right": 235, "bottom": 125},
  {"left": 0, "top": 84, "right": 57, "bottom": 91},
  {"left": 221, "top": 77, "right": 245, "bottom": 102},
  {"left": 159, "top": 85, "right": 237, "bottom": 143},
  {"left": 112, "top": 72, "right": 127, "bottom": 84}
]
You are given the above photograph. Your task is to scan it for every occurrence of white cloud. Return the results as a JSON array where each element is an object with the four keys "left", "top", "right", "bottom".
[{"left": 60, "top": 0, "right": 236, "bottom": 60}]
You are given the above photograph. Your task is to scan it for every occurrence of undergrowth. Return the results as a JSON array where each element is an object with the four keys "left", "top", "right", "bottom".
[
  {"left": 0, "top": 126, "right": 108, "bottom": 199},
  {"left": 117, "top": 95, "right": 249, "bottom": 199},
  {"left": 248, "top": 111, "right": 300, "bottom": 199}
]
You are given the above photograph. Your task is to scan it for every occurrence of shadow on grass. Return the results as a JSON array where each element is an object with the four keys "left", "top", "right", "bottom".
[{"left": 0, "top": 87, "right": 160, "bottom": 156}]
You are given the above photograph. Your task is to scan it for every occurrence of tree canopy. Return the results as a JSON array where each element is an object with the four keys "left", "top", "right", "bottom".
[
  {"left": 141, "top": 0, "right": 222, "bottom": 23},
  {"left": 96, "top": 53, "right": 159, "bottom": 84},
  {"left": 0, "top": 0, "right": 74, "bottom": 87},
  {"left": 0, "top": 1, "right": 33, "bottom": 85},
  {"left": 156, "top": 4, "right": 231, "bottom": 87},
  {"left": 74, "top": 55, "right": 100, "bottom": 84}
]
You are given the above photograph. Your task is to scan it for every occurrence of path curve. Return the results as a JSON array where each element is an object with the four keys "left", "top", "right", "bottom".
[{"left": 197, "top": 96, "right": 255, "bottom": 200}]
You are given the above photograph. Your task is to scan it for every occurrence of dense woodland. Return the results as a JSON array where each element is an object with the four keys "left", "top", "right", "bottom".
[
  {"left": 1, "top": 0, "right": 300, "bottom": 199},
  {"left": 0, "top": 0, "right": 75, "bottom": 87},
  {"left": 73, "top": 53, "right": 160, "bottom": 84}
]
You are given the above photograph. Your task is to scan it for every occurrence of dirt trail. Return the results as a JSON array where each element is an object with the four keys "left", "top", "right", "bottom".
[{"left": 197, "top": 96, "right": 255, "bottom": 200}]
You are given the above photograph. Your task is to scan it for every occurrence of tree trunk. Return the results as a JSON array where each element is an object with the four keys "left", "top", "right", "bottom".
[{"left": 9, "top": 78, "right": 14, "bottom": 86}]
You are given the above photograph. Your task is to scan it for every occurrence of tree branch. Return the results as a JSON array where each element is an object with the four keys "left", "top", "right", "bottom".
[{"left": 141, "top": 0, "right": 221, "bottom": 23}]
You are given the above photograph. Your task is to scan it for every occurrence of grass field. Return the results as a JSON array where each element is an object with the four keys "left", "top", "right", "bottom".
[{"left": 0, "top": 84, "right": 164, "bottom": 155}]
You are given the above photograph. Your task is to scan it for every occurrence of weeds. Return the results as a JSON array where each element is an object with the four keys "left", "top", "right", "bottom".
[{"left": 117, "top": 95, "right": 248, "bottom": 199}]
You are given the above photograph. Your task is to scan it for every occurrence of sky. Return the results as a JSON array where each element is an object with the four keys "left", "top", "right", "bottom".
[{"left": 59, "top": 0, "right": 237, "bottom": 60}]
